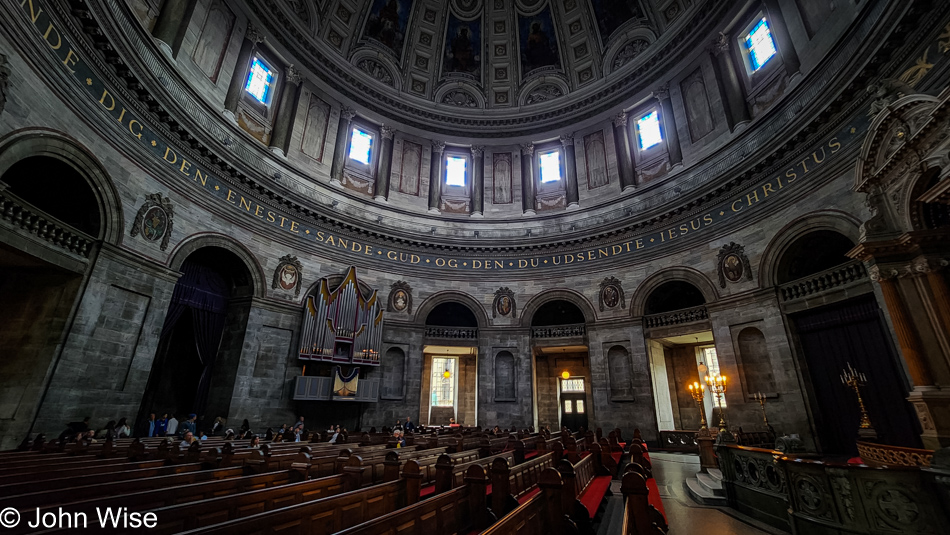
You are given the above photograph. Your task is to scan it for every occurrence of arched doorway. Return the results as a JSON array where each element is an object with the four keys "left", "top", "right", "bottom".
[
  {"left": 0, "top": 155, "right": 107, "bottom": 449},
  {"left": 780, "top": 230, "right": 921, "bottom": 454},
  {"left": 422, "top": 300, "right": 480, "bottom": 426},
  {"left": 531, "top": 299, "right": 591, "bottom": 432},
  {"left": 139, "top": 247, "right": 254, "bottom": 428}
]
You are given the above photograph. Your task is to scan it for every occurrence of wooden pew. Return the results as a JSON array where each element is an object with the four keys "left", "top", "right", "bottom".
[
  {"left": 480, "top": 436, "right": 510, "bottom": 458},
  {"left": 0, "top": 458, "right": 168, "bottom": 487},
  {"left": 0, "top": 463, "right": 202, "bottom": 497},
  {"left": 556, "top": 449, "right": 613, "bottom": 534},
  {"left": 479, "top": 468, "right": 579, "bottom": 535},
  {"left": 164, "top": 461, "right": 424, "bottom": 534},
  {"left": 620, "top": 471, "right": 668, "bottom": 535},
  {"left": 436, "top": 450, "right": 516, "bottom": 494},
  {"left": 489, "top": 452, "right": 557, "bottom": 517}
]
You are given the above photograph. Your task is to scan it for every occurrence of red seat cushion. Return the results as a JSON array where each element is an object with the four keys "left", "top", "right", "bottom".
[
  {"left": 579, "top": 451, "right": 591, "bottom": 458},
  {"left": 524, "top": 450, "right": 539, "bottom": 460},
  {"left": 420, "top": 484, "right": 436, "bottom": 498},
  {"left": 646, "top": 477, "right": 666, "bottom": 520},
  {"left": 579, "top": 475, "right": 612, "bottom": 518},
  {"left": 485, "top": 483, "right": 492, "bottom": 496},
  {"left": 518, "top": 486, "right": 541, "bottom": 504},
  {"left": 611, "top": 452, "right": 622, "bottom": 464}
]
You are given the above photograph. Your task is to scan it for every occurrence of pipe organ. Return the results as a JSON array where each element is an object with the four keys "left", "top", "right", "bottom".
[{"left": 299, "top": 266, "right": 383, "bottom": 365}]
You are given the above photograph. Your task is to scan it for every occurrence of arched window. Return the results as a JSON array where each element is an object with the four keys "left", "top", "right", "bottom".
[
  {"left": 425, "top": 302, "right": 479, "bottom": 327},
  {"left": 380, "top": 347, "right": 406, "bottom": 400},
  {"left": 494, "top": 351, "right": 516, "bottom": 401},
  {"left": 607, "top": 345, "right": 634, "bottom": 401},
  {"left": 531, "top": 300, "right": 585, "bottom": 326},
  {"left": 644, "top": 281, "right": 705, "bottom": 315},
  {"left": 775, "top": 230, "right": 854, "bottom": 284}
]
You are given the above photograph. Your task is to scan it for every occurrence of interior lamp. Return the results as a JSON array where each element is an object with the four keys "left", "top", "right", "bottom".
[
  {"left": 443, "top": 369, "right": 451, "bottom": 379},
  {"left": 561, "top": 370, "right": 570, "bottom": 379}
]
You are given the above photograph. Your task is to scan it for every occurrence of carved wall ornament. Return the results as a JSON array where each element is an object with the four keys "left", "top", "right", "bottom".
[
  {"left": 130, "top": 193, "right": 173, "bottom": 251},
  {"left": 356, "top": 59, "right": 394, "bottom": 86},
  {"left": 613, "top": 111, "right": 627, "bottom": 127},
  {"left": 493, "top": 287, "right": 516, "bottom": 318},
  {"left": 432, "top": 140, "right": 446, "bottom": 154},
  {"left": 613, "top": 39, "right": 649, "bottom": 69},
  {"left": 0, "top": 53, "right": 9, "bottom": 116},
  {"left": 866, "top": 78, "right": 912, "bottom": 117},
  {"left": 524, "top": 84, "right": 563, "bottom": 105},
  {"left": 441, "top": 90, "right": 478, "bottom": 108},
  {"left": 245, "top": 24, "right": 266, "bottom": 44},
  {"left": 387, "top": 280, "right": 412, "bottom": 314},
  {"left": 599, "top": 276, "right": 625, "bottom": 311},
  {"left": 717, "top": 242, "right": 752, "bottom": 288},
  {"left": 520, "top": 142, "right": 534, "bottom": 156},
  {"left": 711, "top": 32, "right": 729, "bottom": 55},
  {"left": 272, "top": 254, "right": 303, "bottom": 297},
  {"left": 285, "top": 64, "right": 303, "bottom": 85},
  {"left": 654, "top": 83, "right": 670, "bottom": 101}
]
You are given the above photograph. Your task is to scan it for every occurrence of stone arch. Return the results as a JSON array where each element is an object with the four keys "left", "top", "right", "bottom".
[
  {"left": 433, "top": 82, "right": 485, "bottom": 109},
  {"left": 166, "top": 233, "right": 266, "bottom": 298},
  {"left": 758, "top": 210, "right": 862, "bottom": 288},
  {"left": 349, "top": 49, "right": 402, "bottom": 90},
  {"left": 518, "top": 75, "right": 570, "bottom": 106},
  {"left": 413, "top": 290, "right": 489, "bottom": 328},
  {"left": 603, "top": 28, "right": 657, "bottom": 75},
  {"left": 0, "top": 129, "right": 124, "bottom": 244},
  {"left": 519, "top": 288, "right": 597, "bottom": 327},
  {"left": 629, "top": 267, "right": 718, "bottom": 318}
]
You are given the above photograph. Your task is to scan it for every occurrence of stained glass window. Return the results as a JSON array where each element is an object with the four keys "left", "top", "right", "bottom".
[
  {"left": 349, "top": 128, "right": 373, "bottom": 165},
  {"left": 244, "top": 58, "right": 273, "bottom": 103},
  {"left": 539, "top": 151, "right": 562, "bottom": 183},
  {"left": 430, "top": 357, "right": 456, "bottom": 407},
  {"left": 445, "top": 156, "right": 467, "bottom": 186},
  {"left": 637, "top": 111, "right": 662, "bottom": 149},
  {"left": 745, "top": 18, "right": 777, "bottom": 71}
]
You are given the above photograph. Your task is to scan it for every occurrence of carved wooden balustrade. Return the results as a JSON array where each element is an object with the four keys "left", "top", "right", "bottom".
[
  {"left": 779, "top": 260, "right": 868, "bottom": 301},
  {"left": 658, "top": 430, "right": 699, "bottom": 452},
  {"left": 0, "top": 189, "right": 95, "bottom": 258},
  {"left": 856, "top": 441, "right": 934, "bottom": 468},
  {"left": 530, "top": 323, "right": 586, "bottom": 338},
  {"left": 643, "top": 306, "right": 708, "bottom": 328},
  {"left": 424, "top": 326, "right": 479, "bottom": 340}
]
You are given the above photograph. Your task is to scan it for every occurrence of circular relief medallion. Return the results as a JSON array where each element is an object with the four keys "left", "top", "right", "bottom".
[
  {"left": 497, "top": 295, "right": 512, "bottom": 316},
  {"left": 602, "top": 285, "right": 620, "bottom": 308},
  {"left": 391, "top": 289, "right": 408, "bottom": 311},
  {"left": 278, "top": 264, "right": 298, "bottom": 291},
  {"left": 141, "top": 206, "right": 167, "bottom": 242},
  {"left": 722, "top": 253, "right": 744, "bottom": 283}
]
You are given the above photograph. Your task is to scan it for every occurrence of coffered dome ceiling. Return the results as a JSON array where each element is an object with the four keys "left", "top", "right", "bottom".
[{"left": 250, "top": 0, "right": 709, "bottom": 136}]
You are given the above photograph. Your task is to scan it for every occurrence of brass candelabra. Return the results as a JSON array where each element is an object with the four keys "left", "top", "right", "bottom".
[
  {"left": 688, "top": 381, "right": 708, "bottom": 430},
  {"left": 705, "top": 374, "right": 728, "bottom": 431},
  {"left": 752, "top": 392, "right": 770, "bottom": 428},
  {"left": 841, "top": 363, "right": 873, "bottom": 430}
]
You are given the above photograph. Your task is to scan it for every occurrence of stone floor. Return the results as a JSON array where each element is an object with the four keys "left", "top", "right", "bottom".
[{"left": 596, "top": 452, "right": 786, "bottom": 535}]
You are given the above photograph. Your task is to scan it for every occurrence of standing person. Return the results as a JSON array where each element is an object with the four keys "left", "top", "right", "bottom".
[
  {"left": 404, "top": 417, "right": 416, "bottom": 433},
  {"left": 156, "top": 414, "right": 168, "bottom": 436},
  {"left": 212, "top": 416, "right": 226, "bottom": 436},
  {"left": 166, "top": 414, "right": 179, "bottom": 437},
  {"left": 294, "top": 416, "right": 305, "bottom": 431},
  {"left": 180, "top": 414, "right": 197, "bottom": 437},
  {"left": 293, "top": 427, "right": 303, "bottom": 442},
  {"left": 138, "top": 413, "right": 157, "bottom": 437}
]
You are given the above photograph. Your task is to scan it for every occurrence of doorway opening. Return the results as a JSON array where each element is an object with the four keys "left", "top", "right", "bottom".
[
  {"left": 532, "top": 299, "right": 591, "bottom": 432},
  {"left": 421, "top": 301, "right": 479, "bottom": 426},
  {"left": 559, "top": 376, "right": 589, "bottom": 431}
]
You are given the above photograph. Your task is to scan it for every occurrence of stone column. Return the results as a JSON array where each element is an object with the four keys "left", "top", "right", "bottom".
[
  {"left": 428, "top": 141, "right": 445, "bottom": 213},
  {"left": 520, "top": 143, "right": 536, "bottom": 215},
  {"left": 560, "top": 134, "right": 579, "bottom": 207},
  {"left": 152, "top": 0, "right": 197, "bottom": 58},
  {"left": 870, "top": 266, "right": 933, "bottom": 387},
  {"left": 613, "top": 112, "right": 636, "bottom": 191},
  {"left": 710, "top": 34, "right": 750, "bottom": 131},
  {"left": 471, "top": 146, "right": 484, "bottom": 217},
  {"left": 916, "top": 258, "right": 950, "bottom": 338},
  {"left": 223, "top": 24, "right": 265, "bottom": 121},
  {"left": 374, "top": 126, "right": 395, "bottom": 201},
  {"left": 762, "top": 0, "right": 801, "bottom": 75},
  {"left": 329, "top": 107, "right": 357, "bottom": 187},
  {"left": 268, "top": 65, "right": 302, "bottom": 157},
  {"left": 655, "top": 84, "right": 682, "bottom": 167}
]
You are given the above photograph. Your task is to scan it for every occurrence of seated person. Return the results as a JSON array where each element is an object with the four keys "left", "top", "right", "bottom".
[
  {"left": 449, "top": 418, "right": 460, "bottom": 428},
  {"left": 180, "top": 431, "right": 195, "bottom": 449},
  {"left": 248, "top": 435, "right": 261, "bottom": 449},
  {"left": 329, "top": 426, "right": 342, "bottom": 444},
  {"left": 393, "top": 429, "right": 406, "bottom": 448}
]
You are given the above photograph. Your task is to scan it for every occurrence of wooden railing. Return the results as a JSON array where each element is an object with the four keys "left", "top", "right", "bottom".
[
  {"left": 643, "top": 305, "right": 708, "bottom": 328},
  {"left": 0, "top": 190, "right": 95, "bottom": 258},
  {"left": 424, "top": 326, "right": 478, "bottom": 339},
  {"left": 531, "top": 323, "right": 586, "bottom": 338},
  {"left": 856, "top": 441, "right": 934, "bottom": 467},
  {"left": 779, "top": 260, "right": 867, "bottom": 301}
]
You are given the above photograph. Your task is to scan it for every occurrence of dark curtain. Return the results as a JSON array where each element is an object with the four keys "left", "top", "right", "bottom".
[
  {"left": 793, "top": 295, "right": 922, "bottom": 455},
  {"left": 158, "top": 260, "right": 230, "bottom": 414}
]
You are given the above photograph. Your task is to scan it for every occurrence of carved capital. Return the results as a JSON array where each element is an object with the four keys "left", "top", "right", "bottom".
[
  {"left": 431, "top": 141, "right": 445, "bottom": 154},
  {"left": 340, "top": 106, "right": 357, "bottom": 121},
  {"left": 245, "top": 24, "right": 266, "bottom": 44},
  {"left": 711, "top": 32, "right": 729, "bottom": 56},
  {"left": 470, "top": 145, "right": 484, "bottom": 158},
  {"left": 868, "top": 265, "right": 900, "bottom": 282},
  {"left": 559, "top": 133, "right": 574, "bottom": 147},
  {"left": 380, "top": 125, "right": 394, "bottom": 139},
  {"left": 285, "top": 64, "right": 303, "bottom": 85},
  {"left": 654, "top": 83, "right": 670, "bottom": 101},
  {"left": 613, "top": 111, "right": 628, "bottom": 128},
  {"left": 520, "top": 142, "right": 534, "bottom": 156},
  {"left": 913, "top": 257, "right": 949, "bottom": 274}
]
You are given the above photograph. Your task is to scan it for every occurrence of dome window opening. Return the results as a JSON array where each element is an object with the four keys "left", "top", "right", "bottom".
[
  {"left": 445, "top": 155, "right": 468, "bottom": 186},
  {"left": 349, "top": 128, "right": 374, "bottom": 165},
  {"left": 745, "top": 18, "right": 777, "bottom": 72},
  {"left": 244, "top": 57, "right": 274, "bottom": 104},
  {"left": 636, "top": 111, "right": 663, "bottom": 150},
  {"left": 539, "top": 150, "right": 562, "bottom": 183}
]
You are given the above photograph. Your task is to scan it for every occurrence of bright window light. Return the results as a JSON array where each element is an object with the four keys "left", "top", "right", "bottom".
[
  {"left": 244, "top": 58, "right": 273, "bottom": 103},
  {"left": 349, "top": 128, "right": 373, "bottom": 165},
  {"left": 539, "top": 151, "right": 561, "bottom": 183},
  {"left": 745, "top": 18, "right": 777, "bottom": 71},
  {"left": 637, "top": 111, "right": 662, "bottom": 149},
  {"left": 445, "top": 156, "right": 467, "bottom": 186}
]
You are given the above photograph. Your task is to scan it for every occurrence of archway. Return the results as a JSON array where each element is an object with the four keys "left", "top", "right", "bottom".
[
  {"left": 0, "top": 155, "right": 108, "bottom": 449},
  {"left": 140, "top": 246, "right": 254, "bottom": 430},
  {"left": 775, "top": 230, "right": 854, "bottom": 284},
  {"left": 530, "top": 298, "right": 591, "bottom": 432},
  {"left": 420, "top": 299, "right": 480, "bottom": 426}
]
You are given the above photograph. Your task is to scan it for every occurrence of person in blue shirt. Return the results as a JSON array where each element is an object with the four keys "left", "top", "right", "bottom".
[{"left": 403, "top": 417, "right": 416, "bottom": 433}]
